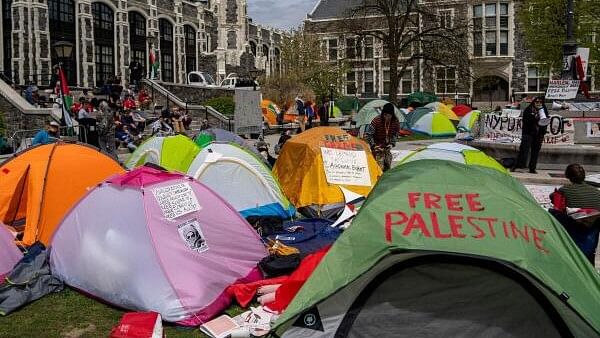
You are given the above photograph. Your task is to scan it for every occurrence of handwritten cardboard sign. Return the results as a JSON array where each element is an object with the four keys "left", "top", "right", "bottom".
[
  {"left": 545, "top": 80, "right": 580, "bottom": 100},
  {"left": 320, "top": 147, "right": 371, "bottom": 187},
  {"left": 153, "top": 182, "right": 201, "bottom": 220}
]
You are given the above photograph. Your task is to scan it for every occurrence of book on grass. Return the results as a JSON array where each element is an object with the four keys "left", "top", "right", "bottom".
[{"left": 199, "top": 315, "right": 240, "bottom": 338}]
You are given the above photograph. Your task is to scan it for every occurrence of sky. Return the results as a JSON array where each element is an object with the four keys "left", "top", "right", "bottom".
[{"left": 247, "top": 0, "right": 319, "bottom": 31}]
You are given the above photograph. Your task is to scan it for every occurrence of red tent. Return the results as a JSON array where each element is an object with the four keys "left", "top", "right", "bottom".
[{"left": 452, "top": 104, "right": 472, "bottom": 117}]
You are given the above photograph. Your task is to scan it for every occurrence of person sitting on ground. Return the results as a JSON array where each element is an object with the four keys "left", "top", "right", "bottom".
[
  {"left": 122, "top": 94, "right": 137, "bottom": 111},
  {"left": 114, "top": 115, "right": 137, "bottom": 151},
  {"left": 550, "top": 164, "right": 600, "bottom": 263},
  {"left": 151, "top": 116, "right": 174, "bottom": 136},
  {"left": 170, "top": 107, "right": 185, "bottom": 133},
  {"left": 32, "top": 121, "right": 60, "bottom": 146},
  {"left": 364, "top": 103, "right": 400, "bottom": 172}
]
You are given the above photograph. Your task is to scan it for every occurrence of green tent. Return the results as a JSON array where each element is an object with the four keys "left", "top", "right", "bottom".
[
  {"left": 274, "top": 160, "right": 600, "bottom": 337},
  {"left": 355, "top": 99, "right": 406, "bottom": 127},
  {"left": 405, "top": 106, "right": 433, "bottom": 128},
  {"left": 125, "top": 134, "right": 200, "bottom": 173},
  {"left": 407, "top": 91, "right": 438, "bottom": 105}
]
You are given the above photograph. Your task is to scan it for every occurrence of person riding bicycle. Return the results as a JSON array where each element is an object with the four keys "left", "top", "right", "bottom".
[{"left": 364, "top": 103, "right": 400, "bottom": 171}]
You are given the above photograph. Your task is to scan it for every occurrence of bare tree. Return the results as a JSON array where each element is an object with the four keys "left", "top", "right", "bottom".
[{"left": 343, "top": 0, "right": 471, "bottom": 104}]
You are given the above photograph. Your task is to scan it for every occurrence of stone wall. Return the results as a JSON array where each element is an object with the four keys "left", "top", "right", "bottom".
[{"left": 0, "top": 96, "right": 49, "bottom": 137}]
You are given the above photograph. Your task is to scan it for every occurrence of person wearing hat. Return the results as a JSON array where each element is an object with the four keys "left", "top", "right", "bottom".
[
  {"left": 32, "top": 121, "right": 60, "bottom": 146},
  {"left": 364, "top": 102, "right": 400, "bottom": 171},
  {"left": 512, "top": 97, "right": 548, "bottom": 174}
]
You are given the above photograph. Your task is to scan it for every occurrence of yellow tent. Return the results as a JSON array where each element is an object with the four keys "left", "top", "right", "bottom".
[
  {"left": 273, "top": 127, "right": 382, "bottom": 210},
  {"left": 425, "top": 102, "right": 460, "bottom": 121}
]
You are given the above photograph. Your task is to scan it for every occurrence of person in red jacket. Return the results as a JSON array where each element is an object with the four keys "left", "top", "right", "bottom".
[
  {"left": 122, "top": 94, "right": 137, "bottom": 110},
  {"left": 364, "top": 102, "right": 400, "bottom": 171}
]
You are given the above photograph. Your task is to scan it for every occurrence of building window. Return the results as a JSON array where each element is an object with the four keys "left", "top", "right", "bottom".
[
  {"left": 383, "top": 69, "right": 413, "bottom": 95},
  {"left": 249, "top": 41, "right": 257, "bottom": 56},
  {"left": 3, "top": 0, "right": 12, "bottom": 79},
  {"left": 49, "top": 0, "right": 76, "bottom": 85},
  {"left": 438, "top": 9, "right": 454, "bottom": 28},
  {"left": 263, "top": 45, "right": 269, "bottom": 60},
  {"left": 327, "top": 39, "right": 338, "bottom": 61},
  {"left": 363, "top": 70, "right": 374, "bottom": 95},
  {"left": 184, "top": 25, "right": 196, "bottom": 74},
  {"left": 363, "top": 37, "right": 373, "bottom": 59},
  {"left": 436, "top": 67, "right": 456, "bottom": 94},
  {"left": 129, "top": 12, "right": 147, "bottom": 76},
  {"left": 526, "top": 65, "right": 549, "bottom": 92},
  {"left": 346, "top": 37, "right": 357, "bottom": 59},
  {"left": 227, "top": 31, "right": 237, "bottom": 49},
  {"left": 92, "top": 2, "right": 114, "bottom": 87},
  {"left": 473, "top": 2, "right": 509, "bottom": 57},
  {"left": 159, "top": 18, "right": 174, "bottom": 82},
  {"left": 346, "top": 71, "right": 356, "bottom": 95}
]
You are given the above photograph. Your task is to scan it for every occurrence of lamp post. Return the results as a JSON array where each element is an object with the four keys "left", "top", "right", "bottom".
[
  {"left": 53, "top": 41, "right": 74, "bottom": 127},
  {"left": 562, "top": 0, "right": 577, "bottom": 80}
]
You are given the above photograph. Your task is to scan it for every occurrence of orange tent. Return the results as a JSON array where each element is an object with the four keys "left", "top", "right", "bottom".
[
  {"left": 273, "top": 127, "right": 381, "bottom": 210},
  {"left": 0, "top": 143, "right": 124, "bottom": 246}
]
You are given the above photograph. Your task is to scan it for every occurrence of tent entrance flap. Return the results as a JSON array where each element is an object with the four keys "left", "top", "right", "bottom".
[
  {"left": 335, "top": 258, "right": 570, "bottom": 338},
  {"left": 2, "top": 165, "right": 30, "bottom": 230}
]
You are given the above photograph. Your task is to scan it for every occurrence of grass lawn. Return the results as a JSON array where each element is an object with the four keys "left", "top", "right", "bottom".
[{"left": 0, "top": 288, "right": 245, "bottom": 337}]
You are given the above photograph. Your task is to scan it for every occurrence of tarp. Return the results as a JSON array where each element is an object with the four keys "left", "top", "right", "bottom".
[
  {"left": 411, "top": 112, "right": 457, "bottom": 137},
  {"left": 50, "top": 167, "right": 267, "bottom": 325},
  {"left": 273, "top": 127, "right": 381, "bottom": 209},
  {"left": 398, "top": 142, "right": 507, "bottom": 173},
  {"left": 355, "top": 100, "right": 406, "bottom": 127},
  {"left": 187, "top": 143, "right": 295, "bottom": 219},
  {"left": 0, "top": 143, "right": 124, "bottom": 246},
  {"left": 125, "top": 135, "right": 200, "bottom": 173},
  {"left": 274, "top": 160, "right": 600, "bottom": 337}
]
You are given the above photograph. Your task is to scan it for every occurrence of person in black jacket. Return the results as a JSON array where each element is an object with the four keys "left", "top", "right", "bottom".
[{"left": 512, "top": 97, "right": 548, "bottom": 174}]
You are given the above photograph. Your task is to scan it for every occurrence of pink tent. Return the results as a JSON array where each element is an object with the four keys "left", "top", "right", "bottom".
[
  {"left": 0, "top": 226, "right": 22, "bottom": 280},
  {"left": 50, "top": 167, "right": 267, "bottom": 325}
]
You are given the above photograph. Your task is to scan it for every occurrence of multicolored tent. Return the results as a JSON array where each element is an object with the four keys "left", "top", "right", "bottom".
[
  {"left": 0, "top": 226, "right": 22, "bottom": 279},
  {"left": 355, "top": 100, "right": 406, "bottom": 127},
  {"left": 187, "top": 143, "right": 295, "bottom": 219},
  {"left": 125, "top": 135, "right": 200, "bottom": 173},
  {"left": 458, "top": 110, "right": 481, "bottom": 132},
  {"left": 398, "top": 142, "right": 507, "bottom": 173},
  {"left": 425, "top": 102, "right": 460, "bottom": 121},
  {"left": 405, "top": 107, "right": 433, "bottom": 128},
  {"left": 274, "top": 160, "right": 600, "bottom": 337},
  {"left": 452, "top": 104, "right": 472, "bottom": 117},
  {"left": 194, "top": 128, "right": 265, "bottom": 164},
  {"left": 407, "top": 91, "right": 438, "bottom": 105},
  {"left": 50, "top": 167, "right": 267, "bottom": 325},
  {"left": 411, "top": 112, "right": 457, "bottom": 137},
  {"left": 273, "top": 127, "right": 381, "bottom": 218},
  {"left": 0, "top": 143, "right": 123, "bottom": 246}
]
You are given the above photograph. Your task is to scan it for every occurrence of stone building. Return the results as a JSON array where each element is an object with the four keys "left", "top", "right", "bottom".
[
  {"left": 0, "top": 0, "right": 284, "bottom": 88},
  {"left": 305, "top": 0, "right": 597, "bottom": 106}
]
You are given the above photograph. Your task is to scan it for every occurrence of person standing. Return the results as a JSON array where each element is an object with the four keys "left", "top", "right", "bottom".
[
  {"left": 295, "top": 95, "right": 305, "bottom": 133},
  {"left": 318, "top": 98, "right": 329, "bottom": 126},
  {"left": 512, "top": 97, "right": 548, "bottom": 174},
  {"left": 96, "top": 101, "right": 117, "bottom": 159},
  {"left": 364, "top": 103, "right": 400, "bottom": 172}
]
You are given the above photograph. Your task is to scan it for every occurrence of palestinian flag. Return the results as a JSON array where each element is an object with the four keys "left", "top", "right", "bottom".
[{"left": 149, "top": 46, "right": 160, "bottom": 79}]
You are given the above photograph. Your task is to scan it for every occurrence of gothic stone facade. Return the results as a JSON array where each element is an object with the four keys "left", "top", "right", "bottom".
[
  {"left": 0, "top": 0, "right": 284, "bottom": 88},
  {"left": 305, "top": 0, "right": 597, "bottom": 106}
]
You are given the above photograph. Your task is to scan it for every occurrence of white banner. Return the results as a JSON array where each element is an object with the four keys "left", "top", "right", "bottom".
[
  {"left": 320, "top": 147, "right": 371, "bottom": 186},
  {"left": 153, "top": 183, "right": 201, "bottom": 220},
  {"left": 545, "top": 80, "right": 580, "bottom": 100},
  {"left": 480, "top": 114, "right": 574, "bottom": 145}
]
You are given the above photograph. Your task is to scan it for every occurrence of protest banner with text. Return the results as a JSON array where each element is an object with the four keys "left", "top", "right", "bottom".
[{"left": 480, "top": 114, "right": 574, "bottom": 145}]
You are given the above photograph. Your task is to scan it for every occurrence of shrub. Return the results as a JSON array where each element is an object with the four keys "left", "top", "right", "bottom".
[{"left": 204, "top": 96, "right": 235, "bottom": 117}]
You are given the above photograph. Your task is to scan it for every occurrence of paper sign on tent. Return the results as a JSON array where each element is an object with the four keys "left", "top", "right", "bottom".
[
  {"left": 153, "top": 182, "right": 201, "bottom": 219},
  {"left": 320, "top": 147, "right": 371, "bottom": 186}
]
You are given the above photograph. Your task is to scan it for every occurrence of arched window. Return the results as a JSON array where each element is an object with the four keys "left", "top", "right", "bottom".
[
  {"left": 262, "top": 45, "right": 269, "bottom": 60},
  {"left": 129, "top": 12, "right": 147, "bottom": 78},
  {"left": 92, "top": 2, "right": 114, "bottom": 87},
  {"left": 249, "top": 41, "right": 257, "bottom": 56},
  {"left": 159, "top": 18, "right": 173, "bottom": 82},
  {"left": 184, "top": 25, "right": 196, "bottom": 75},
  {"left": 2, "top": 0, "right": 12, "bottom": 80},
  {"left": 49, "top": 0, "right": 76, "bottom": 85},
  {"left": 274, "top": 48, "right": 281, "bottom": 73}
]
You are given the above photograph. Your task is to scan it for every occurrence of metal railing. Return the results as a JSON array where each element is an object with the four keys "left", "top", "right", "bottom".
[{"left": 8, "top": 125, "right": 94, "bottom": 153}]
